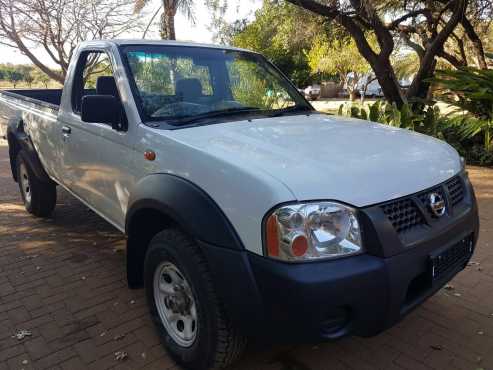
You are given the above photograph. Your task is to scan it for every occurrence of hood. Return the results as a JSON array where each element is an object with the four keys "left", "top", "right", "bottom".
[{"left": 168, "top": 113, "right": 461, "bottom": 207}]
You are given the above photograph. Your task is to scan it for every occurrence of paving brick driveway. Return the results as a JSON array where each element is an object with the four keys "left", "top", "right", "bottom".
[{"left": 1, "top": 138, "right": 493, "bottom": 370}]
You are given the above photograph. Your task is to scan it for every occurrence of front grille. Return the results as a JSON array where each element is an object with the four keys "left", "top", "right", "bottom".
[
  {"left": 447, "top": 176, "right": 465, "bottom": 207},
  {"left": 431, "top": 236, "right": 473, "bottom": 280},
  {"left": 381, "top": 175, "right": 466, "bottom": 235},
  {"left": 381, "top": 199, "right": 425, "bottom": 233}
]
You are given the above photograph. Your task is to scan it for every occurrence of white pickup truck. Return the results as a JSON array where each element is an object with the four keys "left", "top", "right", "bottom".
[{"left": 0, "top": 40, "right": 479, "bottom": 370}]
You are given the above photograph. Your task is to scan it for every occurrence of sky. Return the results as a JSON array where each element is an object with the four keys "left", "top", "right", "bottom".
[{"left": 0, "top": 0, "right": 262, "bottom": 66}]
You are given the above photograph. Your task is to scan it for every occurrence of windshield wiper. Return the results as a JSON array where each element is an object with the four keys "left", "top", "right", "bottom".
[
  {"left": 267, "top": 105, "right": 312, "bottom": 118},
  {"left": 168, "top": 107, "right": 262, "bottom": 126},
  {"left": 167, "top": 105, "right": 313, "bottom": 126}
]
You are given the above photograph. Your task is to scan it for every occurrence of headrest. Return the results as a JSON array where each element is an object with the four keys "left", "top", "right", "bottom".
[
  {"left": 96, "top": 76, "right": 118, "bottom": 97},
  {"left": 176, "top": 78, "right": 203, "bottom": 100}
]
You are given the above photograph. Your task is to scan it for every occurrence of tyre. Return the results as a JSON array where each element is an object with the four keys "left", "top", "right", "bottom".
[
  {"left": 144, "top": 229, "right": 246, "bottom": 370},
  {"left": 16, "top": 151, "right": 56, "bottom": 217}
]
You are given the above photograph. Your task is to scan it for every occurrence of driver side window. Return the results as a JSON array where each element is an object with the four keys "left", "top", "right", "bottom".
[
  {"left": 72, "top": 51, "right": 116, "bottom": 114},
  {"left": 71, "top": 51, "right": 127, "bottom": 130}
]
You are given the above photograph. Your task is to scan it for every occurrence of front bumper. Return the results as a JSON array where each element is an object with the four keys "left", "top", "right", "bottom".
[{"left": 201, "top": 173, "right": 479, "bottom": 342}]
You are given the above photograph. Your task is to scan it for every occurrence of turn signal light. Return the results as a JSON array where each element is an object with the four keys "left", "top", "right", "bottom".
[
  {"left": 144, "top": 150, "right": 156, "bottom": 161},
  {"left": 265, "top": 215, "right": 310, "bottom": 258},
  {"left": 265, "top": 214, "right": 280, "bottom": 257}
]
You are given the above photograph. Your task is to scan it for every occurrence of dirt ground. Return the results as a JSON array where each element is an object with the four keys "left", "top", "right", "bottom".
[{"left": 1, "top": 138, "right": 493, "bottom": 370}]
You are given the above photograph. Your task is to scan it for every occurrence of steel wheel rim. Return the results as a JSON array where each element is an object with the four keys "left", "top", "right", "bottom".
[
  {"left": 153, "top": 261, "right": 198, "bottom": 347},
  {"left": 19, "top": 163, "right": 31, "bottom": 204}
]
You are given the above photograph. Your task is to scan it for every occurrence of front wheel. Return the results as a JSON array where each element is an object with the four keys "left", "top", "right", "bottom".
[
  {"left": 16, "top": 151, "right": 56, "bottom": 217},
  {"left": 144, "top": 229, "right": 246, "bottom": 370}
]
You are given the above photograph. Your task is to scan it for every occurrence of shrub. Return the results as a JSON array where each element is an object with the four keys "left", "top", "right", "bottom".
[
  {"left": 337, "top": 100, "right": 444, "bottom": 136},
  {"left": 433, "top": 67, "right": 493, "bottom": 151},
  {"left": 337, "top": 100, "right": 493, "bottom": 166}
]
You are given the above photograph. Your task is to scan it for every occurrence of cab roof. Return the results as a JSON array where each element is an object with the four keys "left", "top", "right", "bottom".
[{"left": 80, "top": 39, "right": 255, "bottom": 54}]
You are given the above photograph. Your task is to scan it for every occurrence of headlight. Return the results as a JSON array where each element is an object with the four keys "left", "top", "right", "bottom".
[{"left": 264, "top": 202, "right": 363, "bottom": 262}]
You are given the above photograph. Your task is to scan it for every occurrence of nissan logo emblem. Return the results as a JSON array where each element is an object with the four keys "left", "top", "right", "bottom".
[{"left": 429, "top": 192, "right": 446, "bottom": 217}]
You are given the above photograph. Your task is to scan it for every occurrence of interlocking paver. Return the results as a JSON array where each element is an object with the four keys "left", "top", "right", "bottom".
[{"left": 1, "top": 138, "right": 493, "bottom": 369}]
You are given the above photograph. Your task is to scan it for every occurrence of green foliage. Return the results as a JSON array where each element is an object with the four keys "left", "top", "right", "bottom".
[
  {"left": 23, "top": 72, "right": 34, "bottom": 87},
  {"left": 434, "top": 67, "right": 493, "bottom": 121},
  {"left": 306, "top": 34, "right": 375, "bottom": 99},
  {"left": 5, "top": 69, "right": 23, "bottom": 87},
  {"left": 392, "top": 52, "right": 419, "bottom": 81},
  {"left": 337, "top": 99, "right": 493, "bottom": 166},
  {"left": 0, "top": 63, "right": 57, "bottom": 88},
  {"left": 231, "top": 0, "right": 324, "bottom": 87},
  {"left": 32, "top": 69, "right": 51, "bottom": 88},
  {"left": 338, "top": 100, "right": 443, "bottom": 133},
  {"left": 307, "top": 35, "right": 371, "bottom": 78},
  {"left": 433, "top": 67, "right": 493, "bottom": 150},
  {"left": 464, "top": 144, "right": 493, "bottom": 165}
]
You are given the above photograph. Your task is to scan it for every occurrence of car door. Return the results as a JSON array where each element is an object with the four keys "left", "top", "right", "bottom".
[{"left": 58, "top": 48, "right": 136, "bottom": 230}]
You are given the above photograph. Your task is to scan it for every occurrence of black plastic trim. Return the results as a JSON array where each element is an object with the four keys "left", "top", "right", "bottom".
[
  {"left": 360, "top": 171, "right": 478, "bottom": 257},
  {"left": 6, "top": 120, "right": 54, "bottom": 184},
  {"left": 203, "top": 204, "right": 478, "bottom": 342},
  {"left": 125, "top": 173, "right": 244, "bottom": 250}
]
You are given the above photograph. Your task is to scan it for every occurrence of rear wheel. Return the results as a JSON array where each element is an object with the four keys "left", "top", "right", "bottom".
[
  {"left": 144, "top": 229, "right": 246, "bottom": 370},
  {"left": 16, "top": 151, "right": 56, "bottom": 217}
]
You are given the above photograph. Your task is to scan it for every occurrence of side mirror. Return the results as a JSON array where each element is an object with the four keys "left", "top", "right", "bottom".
[{"left": 81, "top": 95, "right": 120, "bottom": 129}]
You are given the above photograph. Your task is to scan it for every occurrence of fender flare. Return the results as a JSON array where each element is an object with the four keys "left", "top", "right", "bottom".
[
  {"left": 6, "top": 119, "right": 53, "bottom": 184},
  {"left": 125, "top": 173, "right": 245, "bottom": 287},
  {"left": 125, "top": 173, "right": 244, "bottom": 249}
]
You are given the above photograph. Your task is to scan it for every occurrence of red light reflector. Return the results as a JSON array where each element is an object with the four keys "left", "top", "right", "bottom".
[{"left": 291, "top": 234, "right": 309, "bottom": 257}]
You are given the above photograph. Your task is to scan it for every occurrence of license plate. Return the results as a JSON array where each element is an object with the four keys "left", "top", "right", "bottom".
[{"left": 430, "top": 236, "right": 473, "bottom": 281}]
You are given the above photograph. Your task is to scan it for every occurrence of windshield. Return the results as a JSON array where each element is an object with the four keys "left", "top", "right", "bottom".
[{"left": 121, "top": 45, "right": 312, "bottom": 125}]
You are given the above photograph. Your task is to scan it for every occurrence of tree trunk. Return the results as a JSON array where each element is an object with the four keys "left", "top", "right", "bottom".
[
  {"left": 407, "top": 0, "right": 466, "bottom": 100},
  {"left": 461, "top": 18, "right": 488, "bottom": 69},
  {"left": 486, "top": 122, "right": 492, "bottom": 152},
  {"left": 285, "top": 0, "right": 406, "bottom": 108},
  {"left": 354, "top": 48, "right": 405, "bottom": 108},
  {"left": 371, "top": 58, "right": 405, "bottom": 107},
  {"left": 408, "top": 58, "right": 437, "bottom": 101},
  {"left": 361, "top": 76, "right": 376, "bottom": 104},
  {"left": 161, "top": 4, "right": 176, "bottom": 40}
]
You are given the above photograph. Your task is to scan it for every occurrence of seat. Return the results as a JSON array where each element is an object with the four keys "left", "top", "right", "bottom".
[
  {"left": 176, "top": 78, "right": 203, "bottom": 102},
  {"left": 96, "top": 76, "right": 118, "bottom": 98},
  {"left": 95, "top": 75, "right": 127, "bottom": 129}
]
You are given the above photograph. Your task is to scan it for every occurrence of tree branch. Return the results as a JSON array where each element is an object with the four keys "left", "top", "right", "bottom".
[
  {"left": 385, "top": 9, "right": 432, "bottom": 30},
  {"left": 407, "top": 0, "right": 467, "bottom": 98},
  {"left": 461, "top": 16, "right": 488, "bottom": 69}
]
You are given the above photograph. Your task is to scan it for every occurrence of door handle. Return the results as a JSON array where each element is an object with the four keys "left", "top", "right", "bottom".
[{"left": 62, "top": 126, "right": 72, "bottom": 135}]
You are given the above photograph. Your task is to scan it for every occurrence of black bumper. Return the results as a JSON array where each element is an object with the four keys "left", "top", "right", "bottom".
[{"left": 201, "top": 173, "right": 480, "bottom": 342}]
